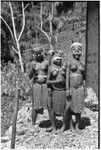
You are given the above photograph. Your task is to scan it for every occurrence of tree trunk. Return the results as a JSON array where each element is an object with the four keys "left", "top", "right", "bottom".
[
  {"left": 40, "top": 3, "right": 43, "bottom": 30},
  {"left": 11, "top": 84, "right": 20, "bottom": 149},
  {"left": 85, "top": 2, "right": 99, "bottom": 97},
  {"left": 16, "top": 42, "right": 24, "bottom": 72}
]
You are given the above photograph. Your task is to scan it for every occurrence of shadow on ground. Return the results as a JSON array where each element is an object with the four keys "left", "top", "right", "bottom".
[
  {"left": 39, "top": 119, "right": 63, "bottom": 129},
  {"left": 79, "top": 117, "right": 91, "bottom": 129},
  {"left": 39, "top": 116, "right": 91, "bottom": 131}
]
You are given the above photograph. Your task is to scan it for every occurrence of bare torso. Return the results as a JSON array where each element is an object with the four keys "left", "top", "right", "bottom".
[
  {"left": 49, "top": 64, "right": 66, "bottom": 89},
  {"left": 69, "top": 59, "right": 85, "bottom": 88},
  {"left": 30, "top": 60, "right": 49, "bottom": 84}
]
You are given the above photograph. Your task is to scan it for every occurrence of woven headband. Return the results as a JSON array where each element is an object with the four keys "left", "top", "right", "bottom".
[{"left": 71, "top": 42, "right": 82, "bottom": 49}]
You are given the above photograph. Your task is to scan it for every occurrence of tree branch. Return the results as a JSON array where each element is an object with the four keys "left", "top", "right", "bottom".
[
  {"left": 52, "top": 2, "right": 54, "bottom": 18},
  {"left": 4, "top": 2, "right": 9, "bottom": 6},
  {"left": 9, "top": 2, "right": 24, "bottom": 72},
  {"left": 18, "top": 2, "right": 25, "bottom": 42},
  {"left": 9, "top": 2, "right": 18, "bottom": 42},
  {"left": 37, "top": 26, "right": 50, "bottom": 41},
  {"left": 24, "top": 3, "right": 29, "bottom": 11},
  {"left": 1, "top": 16, "right": 14, "bottom": 39},
  {"left": 40, "top": 2, "right": 43, "bottom": 30},
  {"left": 12, "top": 46, "right": 19, "bottom": 54}
]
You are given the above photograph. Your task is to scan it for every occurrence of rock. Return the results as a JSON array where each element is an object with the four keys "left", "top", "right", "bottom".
[
  {"left": 17, "top": 119, "right": 24, "bottom": 124},
  {"left": 1, "top": 143, "right": 7, "bottom": 149},
  {"left": 5, "top": 126, "right": 12, "bottom": 139},
  {"left": 17, "top": 125, "right": 28, "bottom": 136},
  {"left": 85, "top": 88, "right": 98, "bottom": 106},
  {"left": 5, "top": 141, "right": 11, "bottom": 148},
  {"left": 90, "top": 119, "right": 95, "bottom": 124},
  {"left": 15, "top": 146, "right": 29, "bottom": 150},
  {"left": 1, "top": 136, "right": 9, "bottom": 143},
  {"left": 17, "top": 129, "right": 26, "bottom": 136}
]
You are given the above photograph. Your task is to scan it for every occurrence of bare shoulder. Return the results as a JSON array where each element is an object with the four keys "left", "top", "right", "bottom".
[
  {"left": 62, "top": 62, "right": 67, "bottom": 69},
  {"left": 44, "top": 60, "right": 49, "bottom": 66},
  {"left": 30, "top": 61, "right": 36, "bottom": 69}
]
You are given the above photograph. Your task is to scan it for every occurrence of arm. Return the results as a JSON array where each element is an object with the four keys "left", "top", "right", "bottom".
[
  {"left": 80, "top": 61, "right": 87, "bottom": 97},
  {"left": 29, "top": 62, "right": 35, "bottom": 79},
  {"left": 47, "top": 65, "right": 52, "bottom": 96},
  {"left": 80, "top": 61, "right": 86, "bottom": 81},
  {"left": 66, "top": 61, "right": 70, "bottom": 96},
  {"left": 47, "top": 65, "right": 52, "bottom": 87},
  {"left": 66, "top": 61, "right": 70, "bottom": 90},
  {"left": 47, "top": 65, "right": 60, "bottom": 85}
]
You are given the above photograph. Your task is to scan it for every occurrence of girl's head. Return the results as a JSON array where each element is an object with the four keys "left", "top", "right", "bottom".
[
  {"left": 52, "top": 55, "right": 62, "bottom": 66},
  {"left": 71, "top": 42, "right": 82, "bottom": 60},
  {"left": 33, "top": 48, "right": 44, "bottom": 62}
]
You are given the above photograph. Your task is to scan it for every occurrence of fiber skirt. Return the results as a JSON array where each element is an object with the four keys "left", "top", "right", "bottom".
[
  {"left": 52, "top": 89, "right": 66, "bottom": 115},
  {"left": 70, "top": 85, "right": 85, "bottom": 113},
  {"left": 32, "top": 83, "right": 48, "bottom": 110}
]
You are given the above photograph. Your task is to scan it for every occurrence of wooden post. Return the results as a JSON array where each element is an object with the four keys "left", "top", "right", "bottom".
[
  {"left": 31, "top": 81, "right": 35, "bottom": 125},
  {"left": 11, "top": 83, "right": 20, "bottom": 149},
  {"left": 85, "top": 2, "right": 99, "bottom": 97}
]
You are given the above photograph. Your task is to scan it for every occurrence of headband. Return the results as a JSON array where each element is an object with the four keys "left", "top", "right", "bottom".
[
  {"left": 71, "top": 42, "right": 82, "bottom": 49},
  {"left": 52, "top": 56, "right": 62, "bottom": 62}
]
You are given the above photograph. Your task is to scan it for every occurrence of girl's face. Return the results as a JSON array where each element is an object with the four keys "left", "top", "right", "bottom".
[
  {"left": 72, "top": 45, "right": 82, "bottom": 60},
  {"left": 55, "top": 59, "right": 62, "bottom": 66},
  {"left": 36, "top": 52, "right": 43, "bottom": 61}
]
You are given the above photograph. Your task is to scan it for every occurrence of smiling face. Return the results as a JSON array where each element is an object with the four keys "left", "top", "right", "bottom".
[
  {"left": 53, "top": 58, "right": 62, "bottom": 66},
  {"left": 56, "top": 58, "right": 62, "bottom": 65},
  {"left": 36, "top": 52, "right": 42, "bottom": 58},
  {"left": 35, "top": 50, "right": 44, "bottom": 62},
  {"left": 71, "top": 45, "right": 82, "bottom": 60}
]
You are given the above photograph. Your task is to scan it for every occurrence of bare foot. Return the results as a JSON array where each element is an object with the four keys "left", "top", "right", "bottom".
[
  {"left": 75, "top": 124, "right": 81, "bottom": 134},
  {"left": 51, "top": 128, "right": 58, "bottom": 134},
  {"left": 46, "top": 126, "right": 57, "bottom": 132},
  {"left": 70, "top": 119, "right": 75, "bottom": 133},
  {"left": 46, "top": 126, "right": 53, "bottom": 132},
  {"left": 59, "top": 125, "right": 66, "bottom": 134}
]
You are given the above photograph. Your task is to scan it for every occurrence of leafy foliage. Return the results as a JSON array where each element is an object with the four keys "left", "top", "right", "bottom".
[
  {"left": 1, "top": 60, "right": 31, "bottom": 99},
  {"left": 1, "top": 60, "right": 32, "bottom": 136},
  {"left": 1, "top": 2, "right": 87, "bottom": 63},
  {"left": 1, "top": 2, "right": 87, "bottom": 136}
]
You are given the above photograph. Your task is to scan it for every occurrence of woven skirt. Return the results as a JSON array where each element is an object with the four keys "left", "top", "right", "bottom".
[
  {"left": 32, "top": 83, "right": 48, "bottom": 110},
  {"left": 70, "top": 85, "right": 85, "bottom": 113},
  {"left": 52, "top": 89, "right": 66, "bottom": 115}
]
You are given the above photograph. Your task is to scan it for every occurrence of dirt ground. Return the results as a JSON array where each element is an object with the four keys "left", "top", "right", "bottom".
[{"left": 1, "top": 96, "right": 98, "bottom": 149}]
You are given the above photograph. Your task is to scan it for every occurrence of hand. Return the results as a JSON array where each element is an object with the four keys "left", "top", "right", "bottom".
[
  {"left": 48, "top": 80, "right": 58, "bottom": 84},
  {"left": 48, "top": 88, "right": 52, "bottom": 97},
  {"left": 47, "top": 82, "right": 50, "bottom": 86},
  {"left": 66, "top": 89, "right": 70, "bottom": 97}
]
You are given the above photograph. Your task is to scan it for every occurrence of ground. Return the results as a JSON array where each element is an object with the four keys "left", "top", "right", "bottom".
[{"left": 1, "top": 97, "right": 98, "bottom": 149}]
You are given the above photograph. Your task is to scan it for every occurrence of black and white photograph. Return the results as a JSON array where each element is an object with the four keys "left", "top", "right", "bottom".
[{"left": 1, "top": 1, "right": 100, "bottom": 149}]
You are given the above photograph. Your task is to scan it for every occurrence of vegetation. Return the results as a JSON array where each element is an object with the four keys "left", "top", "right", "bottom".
[
  {"left": 1, "top": 2, "right": 99, "bottom": 150},
  {"left": 1, "top": 1, "right": 87, "bottom": 136}
]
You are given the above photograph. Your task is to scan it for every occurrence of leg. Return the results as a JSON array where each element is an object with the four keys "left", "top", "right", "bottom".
[
  {"left": 31, "top": 85, "right": 37, "bottom": 125},
  {"left": 32, "top": 108, "right": 37, "bottom": 125},
  {"left": 60, "top": 101, "right": 71, "bottom": 132},
  {"left": 59, "top": 110, "right": 67, "bottom": 133},
  {"left": 70, "top": 116, "right": 75, "bottom": 132},
  {"left": 46, "top": 96, "right": 56, "bottom": 132},
  {"left": 75, "top": 113, "right": 81, "bottom": 134}
]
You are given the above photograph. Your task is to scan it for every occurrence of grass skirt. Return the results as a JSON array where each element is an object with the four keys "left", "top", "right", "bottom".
[
  {"left": 70, "top": 85, "right": 85, "bottom": 113},
  {"left": 52, "top": 89, "right": 66, "bottom": 115},
  {"left": 32, "top": 83, "right": 48, "bottom": 110}
]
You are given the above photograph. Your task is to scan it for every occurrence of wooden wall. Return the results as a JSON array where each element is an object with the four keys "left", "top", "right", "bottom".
[{"left": 86, "top": 2, "right": 99, "bottom": 97}]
